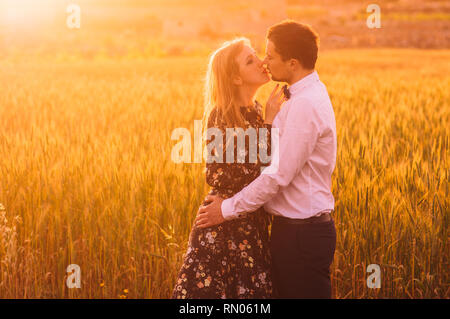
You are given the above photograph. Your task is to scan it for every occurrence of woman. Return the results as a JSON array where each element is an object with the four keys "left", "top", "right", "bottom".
[{"left": 172, "top": 38, "right": 286, "bottom": 299}]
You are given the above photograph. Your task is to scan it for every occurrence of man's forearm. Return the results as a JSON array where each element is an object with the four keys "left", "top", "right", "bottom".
[{"left": 221, "top": 172, "right": 280, "bottom": 220}]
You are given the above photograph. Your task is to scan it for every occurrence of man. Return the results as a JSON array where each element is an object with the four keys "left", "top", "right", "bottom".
[{"left": 195, "top": 20, "right": 337, "bottom": 299}]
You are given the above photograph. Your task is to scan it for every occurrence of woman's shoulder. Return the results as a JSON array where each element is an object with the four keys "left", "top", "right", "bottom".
[{"left": 207, "top": 102, "right": 263, "bottom": 129}]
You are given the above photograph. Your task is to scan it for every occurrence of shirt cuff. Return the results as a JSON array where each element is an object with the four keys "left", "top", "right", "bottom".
[{"left": 221, "top": 198, "right": 237, "bottom": 220}]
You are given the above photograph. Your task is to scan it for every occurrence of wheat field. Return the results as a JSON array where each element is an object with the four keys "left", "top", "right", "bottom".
[{"left": 0, "top": 48, "right": 448, "bottom": 298}]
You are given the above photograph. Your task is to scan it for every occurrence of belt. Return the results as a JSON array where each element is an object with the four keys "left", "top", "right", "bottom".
[{"left": 274, "top": 212, "right": 332, "bottom": 225}]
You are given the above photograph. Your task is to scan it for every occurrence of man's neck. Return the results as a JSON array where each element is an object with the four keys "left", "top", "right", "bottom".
[{"left": 288, "top": 69, "right": 315, "bottom": 86}]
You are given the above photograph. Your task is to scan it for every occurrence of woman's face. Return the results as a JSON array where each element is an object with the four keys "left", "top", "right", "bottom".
[{"left": 235, "top": 45, "right": 270, "bottom": 87}]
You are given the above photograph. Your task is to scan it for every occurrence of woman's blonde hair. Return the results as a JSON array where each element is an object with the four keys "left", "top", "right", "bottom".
[{"left": 203, "top": 37, "right": 251, "bottom": 134}]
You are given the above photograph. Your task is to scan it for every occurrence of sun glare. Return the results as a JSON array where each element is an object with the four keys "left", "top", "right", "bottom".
[{"left": 0, "top": 0, "right": 65, "bottom": 29}]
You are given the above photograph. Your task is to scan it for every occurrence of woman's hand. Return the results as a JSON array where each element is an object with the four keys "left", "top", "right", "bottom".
[{"left": 264, "top": 84, "right": 287, "bottom": 125}]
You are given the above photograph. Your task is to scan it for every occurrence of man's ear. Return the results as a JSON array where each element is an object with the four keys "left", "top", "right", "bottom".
[
  {"left": 233, "top": 76, "right": 243, "bottom": 85},
  {"left": 289, "top": 58, "right": 301, "bottom": 70}
]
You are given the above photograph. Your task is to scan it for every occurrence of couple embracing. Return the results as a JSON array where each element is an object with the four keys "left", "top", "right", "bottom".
[{"left": 172, "top": 20, "right": 337, "bottom": 299}]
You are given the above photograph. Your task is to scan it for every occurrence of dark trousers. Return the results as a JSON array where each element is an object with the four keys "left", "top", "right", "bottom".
[{"left": 270, "top": 216, "right": 336, "bottom": 298}]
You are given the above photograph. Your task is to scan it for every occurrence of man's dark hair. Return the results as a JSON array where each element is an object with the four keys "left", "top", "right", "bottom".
[{"left": 267, "top": 20, "right": 319, "bottom": 69}]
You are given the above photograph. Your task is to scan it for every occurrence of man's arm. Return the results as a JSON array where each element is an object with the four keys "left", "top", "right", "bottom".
[{"left": 222, "top": 97, "right": 323, "bottom": 220}]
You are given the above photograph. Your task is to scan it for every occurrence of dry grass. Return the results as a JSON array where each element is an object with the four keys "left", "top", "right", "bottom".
[{"left": 0, "top": 49, "right": 448, "bottom": 298}]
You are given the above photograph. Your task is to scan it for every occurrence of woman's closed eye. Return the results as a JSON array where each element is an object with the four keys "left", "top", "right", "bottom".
[{"left": 247, "top": 52, "right": 258, "bottom": 65}]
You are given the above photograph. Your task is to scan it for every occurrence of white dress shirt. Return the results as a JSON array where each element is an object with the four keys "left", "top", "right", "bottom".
[{"left": 221, "top": 70, "right": 337, "bottom": 219}]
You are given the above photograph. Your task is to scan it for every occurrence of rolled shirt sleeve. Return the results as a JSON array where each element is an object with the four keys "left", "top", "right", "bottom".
[{"left": 221, "top": 97, "right": 323, "bottom": 220}]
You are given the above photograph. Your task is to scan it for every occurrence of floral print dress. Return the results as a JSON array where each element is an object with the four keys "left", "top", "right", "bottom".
[{"left": 172, "top": 101, "right": 273, "bottom": 299}]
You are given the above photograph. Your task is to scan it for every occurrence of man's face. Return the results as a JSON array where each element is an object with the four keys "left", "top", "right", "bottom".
[{"left": 263, "top": 40, "right": 290, "bottom": 82}]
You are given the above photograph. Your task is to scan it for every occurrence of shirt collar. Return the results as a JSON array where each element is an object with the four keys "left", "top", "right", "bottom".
[{"left": 288, "top": 70, "right": 319, "bottom": 96}]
